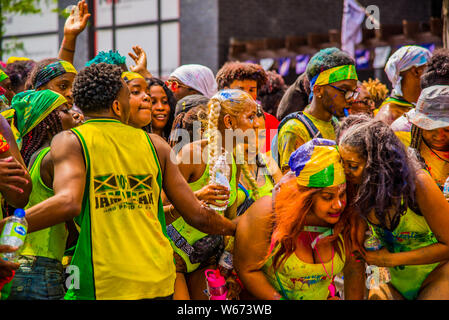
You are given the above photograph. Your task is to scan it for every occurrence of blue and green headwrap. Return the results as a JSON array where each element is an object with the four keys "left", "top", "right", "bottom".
[
  {"left": 35, "top": 60, "right": 77, "bottom": 89},
  {"left": 288, "top": 138, "right": 345, "bottom": 188}
]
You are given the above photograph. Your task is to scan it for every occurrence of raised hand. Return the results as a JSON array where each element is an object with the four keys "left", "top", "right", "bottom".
[
  {"left": 128, "top": 46, "right": 153, "bottom": 78},
  {"left": 64, "top": 0, "right": 91, "bottom": 38}
]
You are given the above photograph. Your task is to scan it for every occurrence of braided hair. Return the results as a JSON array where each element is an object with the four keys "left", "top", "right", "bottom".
[
  {"left": 20, "top": 110, "right": 63, "bottom": 167},
  {"left": 338, "top": 119, "right": 418, "bottom": 231}
]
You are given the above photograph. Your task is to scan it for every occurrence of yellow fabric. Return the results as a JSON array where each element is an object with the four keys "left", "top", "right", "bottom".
[
  {"left": 396, "top": 131, "right": 449, "bottom": 189},
  {"left": 278, "top": 112, "right": 336, "bottom": 171},
  {"left": 294, "top": 144, "right": 345, "bottom": 188},
  {"left": 263, "top": 236, "right": 346, "bottom": 300},
  {"left": 121, "top": 71, "right": 145, "bottom": 82},
  {"left": 6, "top": 57, "right": 31, "bottom": 64},
  {"left": 69, "top": 119, "right": 175, "bottom": 300},
  {"left": 20, "top": 148, "right": 68, "bottom": 261},
  {"left": 313, "top": 64, "right": 358, "bottom": 87}
]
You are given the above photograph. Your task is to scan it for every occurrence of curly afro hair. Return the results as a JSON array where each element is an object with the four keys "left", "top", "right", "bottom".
[
  {"left": 420, "top": 48, "right": 449, "bottom": 89},
  {"left": 258, "top": 70, "right": 287, "bottom": 115},
  {"left": 306, "top": 47, "right": 355, "bottom": 81},
  {"left": 215, "top": 61, "right": 268, "bottom": 90},
  {"left": 5, "top": 60, "right": 36, "bottom": 93},
  {"left": 72, "top": 62, "right": 124, "bottom": 113}
]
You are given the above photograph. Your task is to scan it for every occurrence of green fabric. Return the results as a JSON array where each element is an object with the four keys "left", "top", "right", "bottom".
[
  {"left": 169, "top": 153, "right": 238, "bottom": 273},
  {"left": 20, "top": 148, "right": 68, "bottom": 261},
  {"left": 11, "top": 90, "right": 66, "bottom": 138},
  {"left": 368, "top": 207, "right": 439, "bottom": 300},
  {"left": 0, "top": 70, "right": 9, "bottom": 82}
]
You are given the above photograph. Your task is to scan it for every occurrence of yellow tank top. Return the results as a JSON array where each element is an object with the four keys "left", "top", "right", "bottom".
[
  {"left": 262, "top": 235, "right": 345, "bottom": 300},
  {"left": 65, "top": 119, "right": 175, "bottom": 300},
  {"left": 20, "top": 147, "right": 68, "bottom": 261}
]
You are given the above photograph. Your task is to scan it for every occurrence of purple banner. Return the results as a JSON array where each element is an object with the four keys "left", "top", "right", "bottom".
[
  {"left": 355, "top": 49, "right": 370, "bottom": 70},
  {"left": 278, "top": 57, "right": 291, "bottom": 77},
  {"left": 295, "top": 55, "right": 310, "bottom": 75}
]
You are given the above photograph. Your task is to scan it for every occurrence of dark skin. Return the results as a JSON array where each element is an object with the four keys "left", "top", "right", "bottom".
[
  {"left": 280, "top": 78, "right": 357, "bottom": 173},
  {"left": 234, "top": 193, "right": 366, "bottom": 300},
  {"left": 340, "top": 144, "right": 449, "bottom": 299},
  {"left": 374, "top": 65, "right": 426, "bottom": 126},
  {"left": 0, "top": 80, "right": 236, "bottom": 238},
  {"left": 38, "top": 73, "right": 75, "bottom": 109}
]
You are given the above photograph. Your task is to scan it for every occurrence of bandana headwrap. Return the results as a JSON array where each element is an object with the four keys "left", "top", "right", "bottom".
[
  {"left": 121, "top": 71, "right": 145, "bottom": 82},
  {"left": 308, "top": 64, "right": 358, "bottom": 101},
  {"left": 288, "top": 138, "right": 345, "bottom": 188},
  {"left": 385, "top": 45, "right": 432, "bottom": 97},
  {"left": 6, "top": 56, "right": 31, "bottom": 64},
  {"left": 169, "top": 64, "right": 217, "bottom": 99},
  {"left": 11, "top": 89, "right": 67, "bottom": 138},
  {"left": 34, "top": 60, "right": 77, "bottom": 89},
  {"left": 0, "top": 70, "right": 9, "bottom": 82}
]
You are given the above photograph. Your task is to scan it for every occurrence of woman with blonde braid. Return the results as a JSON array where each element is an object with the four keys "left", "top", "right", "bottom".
[{"left": 165, "top": 89, "right": 259, "bottom": 300}]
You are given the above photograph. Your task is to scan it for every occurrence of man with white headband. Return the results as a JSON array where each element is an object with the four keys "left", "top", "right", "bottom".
[
  {"left": 166, "top": 64, "right": 217, "bottom": 102},
  {"left": 374, "top": 45, "right": 432, "bottom": 126}
]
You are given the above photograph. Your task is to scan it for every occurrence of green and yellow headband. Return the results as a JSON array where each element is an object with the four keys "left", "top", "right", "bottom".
[
  {"left": 309, "top": 64, "right": 358, "bottom": 100},
  {"left": 0, "top": 70, "right": 9, "bottom": 82},
  {"left": 11, "top": 89, "right": 67, "bottom": 138},
  {"left": 35, "top": 60, "right": 77, "bottom": 89},
  {"left": 121, "top": 71, "right": 145, "bottom": 82},
  {"left": 288, "top": 138, "right": 345, "bottom": 188}
]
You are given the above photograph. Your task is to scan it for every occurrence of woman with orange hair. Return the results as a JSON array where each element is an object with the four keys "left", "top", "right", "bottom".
[{"left": 234, "top": 138, "right": 365, "bottom": 300}]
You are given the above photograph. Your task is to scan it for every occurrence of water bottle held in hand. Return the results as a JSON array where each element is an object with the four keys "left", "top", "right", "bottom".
[
  {"left": 364, "top": 229, "right": 391, "bottom": 290},
  {"left": 0, "top": 209, "right": 27, "bottom": 263},
  {"left": 443, "top": 176, "right": 449, "bottom": 201},
  {"left": 209, "top": 152, "right": 231, "bottom": 212}
]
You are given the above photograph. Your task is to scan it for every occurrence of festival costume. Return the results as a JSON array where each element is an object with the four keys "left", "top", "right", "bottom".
[
  {"left": 168, "top": 154, "right": 237, "bottom": 273},
  {"left": 367, "top": 202, "right": 439, "bottom": 300},
  {"left": 9, "top": 148, "right": 67, "bottom": 300},
  {"left": 263, "top": 139, "right": 347, "bottom": 300},
  {"left": 65, "top": 119, "right": 175, "bottom": 300}
]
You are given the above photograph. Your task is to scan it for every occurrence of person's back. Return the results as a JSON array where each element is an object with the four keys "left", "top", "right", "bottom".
[{"left": 66, "top": 118, "right": 175, "bottom": 300}]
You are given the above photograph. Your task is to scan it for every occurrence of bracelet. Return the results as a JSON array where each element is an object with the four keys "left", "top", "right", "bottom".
[
  {"left": 62, "top": 47, "right": 75, "bottom": 53},
  {"left": 168, "top": 205, "right": 175, "bottom": 218}
]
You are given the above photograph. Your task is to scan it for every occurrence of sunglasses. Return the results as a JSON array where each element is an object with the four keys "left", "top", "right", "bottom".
[
  {"left": 165, "top": 79, "right": 190, "bottom": 92},
  {"left": 327, "top": 84, "right": 360, "bottom": 101}
]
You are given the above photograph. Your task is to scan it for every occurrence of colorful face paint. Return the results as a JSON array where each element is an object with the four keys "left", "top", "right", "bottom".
[
  {"left": 288, "top": 138, "right": 346, "bottom": 188},
  {"left": 35, "top": 60, "right": 77, "bottom": 89}
]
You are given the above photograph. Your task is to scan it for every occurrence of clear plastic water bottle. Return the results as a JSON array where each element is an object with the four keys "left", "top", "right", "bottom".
[
  {"left": 0, "top": 209, "right": 28, "bottom": 263},
  {"left": 209, "top": 152, "right": 231, "bottom": 212},
  {"left": 364, "top": 229, "right": 391, "bottom": 290},
  {"left": 218, "top": 250, "right": 233, "bottom": 278},
  {"left": 443, "top": 176, "right": 449, "bottom": 201}
]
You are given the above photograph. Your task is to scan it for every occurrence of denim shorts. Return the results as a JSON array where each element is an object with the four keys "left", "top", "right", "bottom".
[{"left": 8, "top": 255, "right": 65, "bottom": 300}]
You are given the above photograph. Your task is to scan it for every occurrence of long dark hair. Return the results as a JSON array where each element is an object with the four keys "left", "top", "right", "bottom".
[
  {"left": 21, "top": 110, "right": 63, "bottom": 167},
  {"left": 338, "top": 119, "right": 418, "bottom": 231},
  {"left": 146, "top": 77, "right": 176, "bottom": 140}
]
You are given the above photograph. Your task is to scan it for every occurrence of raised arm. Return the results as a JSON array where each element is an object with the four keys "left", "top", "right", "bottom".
[
  {"left": 58, "top": 0, "right": 91, "bottom": 64},
  {"left": 149, "top": 133, "right": 235, "bottom": 236},
  {"left": 128, "top": 46, "right": 153, "bottom": 79},
  {"left": 0, "top": 131, "right": 86, "bottom": 233}
]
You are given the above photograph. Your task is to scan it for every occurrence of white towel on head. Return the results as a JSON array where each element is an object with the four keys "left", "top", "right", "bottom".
[
  {"left": 384, "top": 45, "right": 432, "bottom": 97},
  {"left": 170, "top": 64, "right": 217, "bottom": 99}
]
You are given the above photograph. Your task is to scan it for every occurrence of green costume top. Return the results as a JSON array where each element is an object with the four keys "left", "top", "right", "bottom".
[
  {"left": 20, "top": 148, "right": 68, "bottom": 261},
  {"left": 368, "top": 204, "right": 439, "bottom": 300},
  {"left": 168, "top": 153, "right": 237, "bottom": 273}
]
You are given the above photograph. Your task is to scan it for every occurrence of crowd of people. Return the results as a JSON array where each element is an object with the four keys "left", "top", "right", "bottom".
[{"left": 0, "top": 1, "right": 449, "bottom": 300}]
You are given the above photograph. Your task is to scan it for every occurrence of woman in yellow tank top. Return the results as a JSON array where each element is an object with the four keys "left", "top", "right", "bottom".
[
  {"left": 234, "top": 139, "right": 366, "bottom": 300},
  {"left": 7, "top": 89, "right": 81, "bottom": 300},
  {"left": 337, "top": 116, "right": 449, "bottom": 300},
  {"left": 165, "top": 89, "right": 261, "bottom": 300}
]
